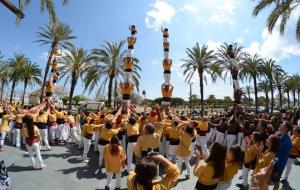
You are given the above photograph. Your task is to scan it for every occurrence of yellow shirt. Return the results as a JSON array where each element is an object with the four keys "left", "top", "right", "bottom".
[
  {"left": 161, "top": 86, "right": 173, "bottom": 98},
  {"left": 51, "top": 60, "right": 58, "bottom": 70},
  {"left": 163, "top": 42, "right": 170, "bottom": 49},
  {"left": 194, "top": 160, "right": 220, "bottom": 186},
  {"left": 56, "top": 111, "right": 64, "bottom": 119},
  {"left": 46, "top": 83, "right": 53, "bottom": 93},
  {"left": 290, "top": 135, "right": 300, "bottom": 157},
  {"left": 67, "top": 115, "right": 75, "bottom": 124},
  {"left": 134, "top": 123, "right": 163, "bottom": 157},
  {"left": 119, "top": 83, "right": 135, "bottom": 95},
  {"left": 0, "top": 115, "right": 10, "bottom": 132},
  {"left": 127, "top": 164, "right": 180, "bottom": 190},
  {"left": 198, "top": 121, "right": 209, "bottom": 132},
  {"left": 176, "top": 130, "right": 195, "bottom": 157},
  {"left": 103, "top": 144, "right": 126, "bottom": 173},
  {"left": 244, "top": 144, "right": 258, "bottom": 164},
  {"left": 100, "top": 127, "right": 121, "bottom": 141},
  {"left": 253, "top": 151, "right": 275, "bottom": 175},
  {"left": 123, "top": 123, "right": 139, "bottom": 137},
  {"left": 16, "top": 114, "right": 25, "bottom": 124},
  {"left": 22, "top": 125, "right": 41, "bottom": 140},
  {"left": 48, "top": 114, "right": 57, "bottom": 123},
  {"left": 124, "top": 57, "right": 134, "bottom": 70},
  {"left": 127, "top": 37, "right": 137, "bottom": 46},
  {"left": 220, "top": 162, "right": 240, "bottom": 182},
  {"left": 165, "top": 126, "right": 180, "bottom": 139},
  {"left": 36, "top": 113, "right": 48, "bottom": 123},
  {"left": 163, "top": 59, "right": 172, "bottom": 71},
  {"left": 81, "top": 124, "right": 98, "bottom": 136}
]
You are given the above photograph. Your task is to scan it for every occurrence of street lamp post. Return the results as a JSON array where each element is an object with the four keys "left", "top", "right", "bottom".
[{"left": 189, "top": 83, "right": 193, "bottom": 114}]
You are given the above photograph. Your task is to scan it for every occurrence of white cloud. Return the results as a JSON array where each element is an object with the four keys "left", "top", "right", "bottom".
[
  {"left": 180, "top": 4, "right": 198, "bottom": 13},
  {"left": 235, "top": 37, "right": 244, "bottom": 44},
  {"left": 145, "top": 0, "right": 175, "bottom": 30},
  {"left": 207, "top": 40, "right": 221, "bottom": 51},
  {"left": 209, "top": 0, "right": 236, "bottom": 25}
]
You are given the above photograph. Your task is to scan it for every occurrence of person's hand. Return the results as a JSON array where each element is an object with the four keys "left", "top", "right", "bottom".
[
  {"left": 258, "top": 142, "right": 265, "bottom": 152},
  {"left": 250, "top": 160, "right": 275, "bottom": 190},
  {"left": 151, "top": 154, "right": 164, "bottom": 163},
  {"left": 195, "top": 150, "right": 202, "bottom": 161}
]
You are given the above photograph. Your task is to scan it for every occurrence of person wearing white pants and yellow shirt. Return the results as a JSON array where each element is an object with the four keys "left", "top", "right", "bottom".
[
  {"left": 13, "top": 111, "right": 25, "bottom": 147},
  {"left": 226, "top": 116, "right": 239, "bottom": 149},
  {"left": 48, "top": 111, "right": 58, "bottom": 144},
  {"left": 196, "top": 117, "right": 209, "bottom": 156},
  {"left": 22, "top": 116, "right": 46, "bottom": 169},
  {"left": 176, "top": 124, "right": 195, "bottom": 179},
  {"left": 165, "top": 120, "right": 180, "bottom": 162},
  {"left": 122, "top": 116, "right": 139, "bottom": 173},
  {"left": 55, "top": 108, "right": 65, "bottom": 143},
  {"left": 0, "top": 111, "right": 12, "bottom": 152},
  {"left": 35, "top": 110, "right": 50, "bottom": 151}
]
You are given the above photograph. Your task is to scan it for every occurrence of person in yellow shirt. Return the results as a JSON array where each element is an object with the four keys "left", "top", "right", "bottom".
[
  {"left": 22, "top": 116, "right": 46, "bottom": 169},
  {"left": 196, "top": 117, "right": 209, "bottom": 156},
  {"left": 163, "top": 42, "right": 170, "bottom": 59},
  {"left": 119, "top": 82, "right": 135, "bottom": 112},
  {"left": 161, "top": 27, "right": 169, "bottom": 42},
  {"left": 45, "top": 81, "right": 54, "bottom": 98},
  {"left": 0, "top": 111, "right": 12, "bottom": 152},
  {"left": 67, "top": 111, "right": 78, "bottom": 145},
  {"left": 216, "top": 145, "right": 243, "bottom": 190},
  {"left": 176, "top": 124, "right": 196, "bottom": 179},
  {"left": 283, "top": 126, "right": 300, "bottom": 181},
  {"left": 160, "top": 114, "right": 172, "bottom": 156},
  {"left": 127, "top": 154, "right": 180, "bottom": 190},
  {"left": 120, "top": 116, "right": 140, "bottom": 173},
  {"left": 165, "top": 120, "right": 180, "bottom": 161},
  {"left": 163, "top": 59, "right": 172, "bottom": 85},
  {"left": 253, "top": 135, "right": 280, "bottom": 175},
  {"left": 129, "top": 25, "right": 137, "bottom": 37},
  {"left": 161, "top": 84, "right": 174, "bottom": 109},
  {"left": 194, "top": 142, "right": 226, "bottom": 190},
  {"left": 123, "top": 57, "right": 134, "bottom": 83},
  {"left": 13, "top": 110, "right": 26, "bottom": 148},
  {"left": 35, "top": 110, "right": 50, "bottom": 150},
  {"left": 48, "top": 109, "right": 58, "bottom": 145},
  {"left": 103, "top": 135, "right": 126, "bottom": 190}
]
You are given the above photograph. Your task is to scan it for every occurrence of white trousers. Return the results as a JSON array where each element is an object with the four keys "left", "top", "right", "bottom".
[
  {"left": 106, "top": 172, "right": 121, "bottom": 189},
  {"left": 124, "top": 71, "right": 132, "bottom": 83},
  {"left": 163, "top": 37, "right": 168, "bottom": 42},
  {"left": 82, "top": 137, "right": 91, "bottom": 159},
  {"left": 216, "top": 181, "right": 232, "bottom": 190},
  {"left": 127, "top": 49, "right": 133, "bottom": 57},
  {"left": 13, "top": 128, "right": 21, "bottom": 147},
  {"left": 160, "top": 137, "right": 166, "bottom": 156},
  {"left": 98, "top": 144, "right": 105, "bottom": 167},
  {"left": 241, "top": 137, "right": 247, "bottom": 151},
  {"left": 196, "top": 134, "right": 208, "bottom": 155},
  {"left": 121, "top": 135, "right": 126, "bottom": 153},
  {"left": 177, "top": 156, "right": 191, "bottom": 176},
  {"left": 226, "top": 134, "right": 236, "bottom": 149},
  {"left": 8, "top": 121, "right": 15, "bottom": 142},
  {"left": 208, "top": 127, "right": 216, "bottom": 142},
  {"left": 26, "top": 142, "right": 44, "bottom": 168},
  {"left": 242, "top": 165, "right": 250, "bottom": 186},
  {"left": 94, "top": 131, "right": 100, "bottom": 151},
  {"left": 39, "top": 129, "right": 50, "bottom": 150},
  {"left": 127, "top": 142, "right": 136, "bottom": 172},
  {"left": 0, "top": 131, "right": 6, "bottom": 145},
  {"left": 163, "top": 73, "right": 171, "bottom": 85},
  {"left": 284, "top": 158, "right": 294, "bottom": 180},
  {"left": 49, "top": 125, "right": 59, "bottom": 142},
  {"left": 70, "top": 127, "right": 78, "bottom": 144},
  {"left": 215, "top": 131, "right": 225, "bottom": 145},
  {"left": 168, "top": 144, "right": 177, "bottom": 161},
  {"left": 164, "top": 51, "right": 169, "bottom": 59},
  {"left": 237, "top": 132, "right": 244, "bottom": 147},
  {"left": 59, "top": 124, "right": 69, "bottom": 141}
]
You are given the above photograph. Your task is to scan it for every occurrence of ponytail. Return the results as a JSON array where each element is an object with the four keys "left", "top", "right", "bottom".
[{"left": 110, "top": 135, "right": 120, "bottom": 156}]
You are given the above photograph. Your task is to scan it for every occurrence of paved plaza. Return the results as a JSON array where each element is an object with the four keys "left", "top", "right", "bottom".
[{"left": 1, "top": 143, "right": 299, "bottom": 190}]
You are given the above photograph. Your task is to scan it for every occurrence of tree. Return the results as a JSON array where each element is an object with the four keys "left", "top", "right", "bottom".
[
  {"left": 242, "top": 85, "right": 254, "bottom": 106},
  {"left": 0, "top": 52, "right": 9, "bottom": 100},
  {"left": 240, "top": 54, "right": 263, "bottom": 112},
  {"left": 62, "top": 96, "right": 69, "bottom": 105},
  {"left": 21, "top": 62, "right": 42, "bottom": 105},
  {"left": 223, "top": 96, "right": 232, "bottom": 111},
  {"left": 252, "top": 0, "right": 300, "bottom": 41},
  {"left": 60, "top": 47, "right": 94, "bottom": 109},
  {"left": 273, "top": 71, "right": 288, "bottom": 110},
  {"left": 259, "top": 59, "right": 283, "bottom": 113},
  {"left": 289, "top": 74, "right": 300, "bottom": 107},
  {"left": 283, "top": 77, "right": 294, "bottom": 109},
  {"left": 35, "top": 22, "right": 76, "bottom": 103},
  {"left": 16, "top": 0, "right": 69, "bottom": 24},
  {"left": 73, "top": 95, "right": 85, "bottom": 105},
  {"left": 258, "top": 80, "right": 270, "bottom": 112},
  {"left": 8, "top": 53, "right": 30, "bottom": 103},
  {"left": 181, "top": 43, "right": 221, "bottom": 116},
  {"left": 206, "top": 94, "right": 216, "bottom": 113},
  {"left": 84, "top": 41, "right": 141, "bottom": 107}
]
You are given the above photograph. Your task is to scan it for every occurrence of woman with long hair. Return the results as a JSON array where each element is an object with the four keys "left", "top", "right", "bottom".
[
  {"left": 127, "top": 154, "right": 180, "bottom": 190},
  {"left": 103, "top": 135, "right": 126, "bottom": 190},
  {"left": 22, "top": 116, "right": 46, "bottom": 169},
  {"left": 0, "top": 111, "right": 12, "bottom": 152},
  {"left": 193, "top": 142, "right": 226, "bottom": 190}
]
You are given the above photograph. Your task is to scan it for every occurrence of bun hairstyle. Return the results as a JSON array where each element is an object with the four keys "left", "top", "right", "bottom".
[
  {"left": 229, "top": 144, "right": 244, "bottom": 165},
  {"left": 133, "top": 156, "right": 157, "bottom": 190},
  {"left": 129, "top": 116, "right": 136, "bottom": 125}
]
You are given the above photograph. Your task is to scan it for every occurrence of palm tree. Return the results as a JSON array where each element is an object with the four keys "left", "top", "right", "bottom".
[
  {"left": 84, "top": 41, "right": 141, "bottom": 107},
  {"left": 206, "top": 94, "right": 217, "bottom": 113},
  {"left": 60, "top": 47, "right": 94, "bottom": 109},
  {"left": 240, "top": 54, "right": 263, "bottom": 112},
  {"left": 0, "top": 59, "right": 10, "bottom": 100},
  {"left": 242, "top": 85, "right": 254, "bottom": 106},
  {"left": 252, "top": 0, "right": 300, "bottom": 41},
  {"left": 289, "top": 74, "right": 300, "bottom": 107},
  {"left": 273, "top": 71, "right": 288, "bottom": 110},
  {"left": 21, "top": 62, "right": 42, "bottom": 105},
  {"left": 8, "top": 53, "right": 30, "bottom": 103},
  {"left": 259, "top": 59, "right": 283, "bottom": 113},
  {"left": 181, "top": 43, "right": 221, "bottom": 116},
  {"left": 283, "top": 77, "right": 294, "bottom": 109},
  {"left": 293, "top": 74, "right": 300, "bottom": 106},
  {"left": 35, "top": 22, "right": 76, "bottom": 103},
  {"left": 258, "top": 80, "right": 270, "bottom": 112},
  {"left": 16, "top": 0, "right": 69, "bottom": 24}
]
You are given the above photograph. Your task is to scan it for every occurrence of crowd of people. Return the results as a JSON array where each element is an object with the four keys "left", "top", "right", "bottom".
[{"left": 0, "top": 101, "right": 300, "bottom": 190}]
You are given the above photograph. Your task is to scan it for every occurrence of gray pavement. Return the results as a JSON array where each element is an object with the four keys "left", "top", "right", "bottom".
[{"left": 1, "top": 143, "right": 299, "bottom": 190}]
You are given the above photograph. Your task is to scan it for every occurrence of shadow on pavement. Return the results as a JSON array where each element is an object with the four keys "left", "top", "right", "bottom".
[{"left": 7, "top": 163, "right": 33, "bottom": 172}]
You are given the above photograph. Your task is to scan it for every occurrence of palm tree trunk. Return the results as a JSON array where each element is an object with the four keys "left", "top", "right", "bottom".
[
  {"left": 265, "top": 91, "right": 269, "bottom": 113},
  {"left": 9, "top": 80, "right": 16, "bottom": 103},
  {"left": 0, "top": 81, "right": 5, "bottom": 100},
  {"left": 278, "top": 87, "right": 282, "bottom": 110},
  {"left": 21, "top": 81, "right": 28, "bottom": 105},
  {"left": 107, "top": 76, "right": 114, "bottom": 107},
  {"left": 287, "top": 91, "right": 290, "bottom": 109},
  {"left": 199, "top": 71, "right": 204, "bottom": 116},
  {"left": 248, "top": 92, "right": 251, "bottom": 106},
  {"left": 298, "top": 90, "right": 300, "bottom": 106},
  {"left": 293, "top": 90, "right": 296, "bottom": 107},
  {"left": 40, "top": 45, "right": 55, "bottom": 103},
  {"left": 270, "top": 80, "right": 274, "bottom": 113},
  {"left": 68, "top": 78, "right": 77, "bottom": 109},
  {"left": 253, "top": 77, "right": 258, "bottom": 113},
  {"left": 114, "top": 79, "right": 117, "bottom": 109}
]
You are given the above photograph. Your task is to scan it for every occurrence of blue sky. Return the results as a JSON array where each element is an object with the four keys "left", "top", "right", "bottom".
[{"left": 0, "top": 0, "right": 300, "bottom": 100}]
